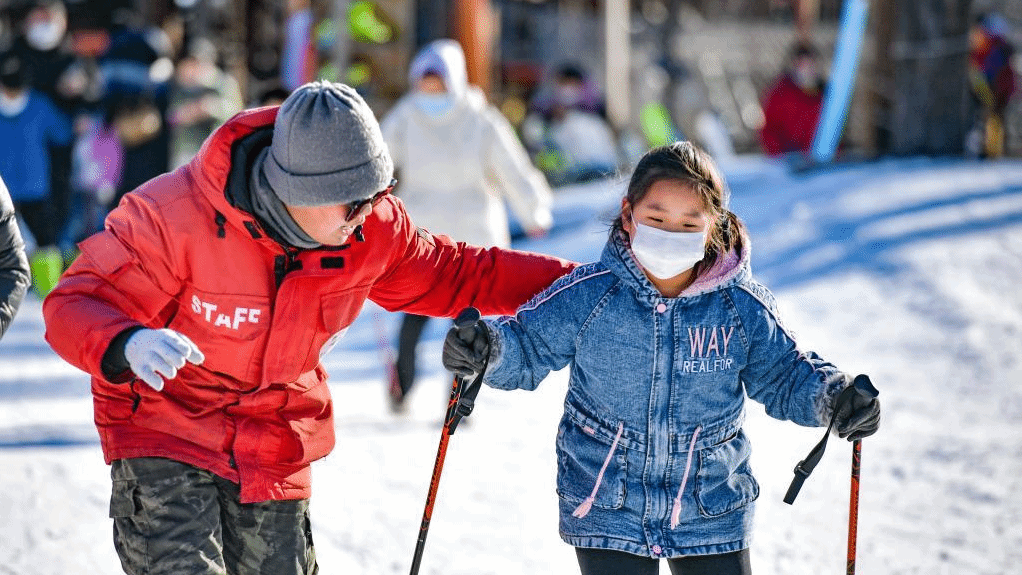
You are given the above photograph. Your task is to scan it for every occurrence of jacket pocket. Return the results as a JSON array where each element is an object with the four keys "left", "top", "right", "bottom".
[
  {"left": 316, "top": 286, "right": 371, "bottom": 356},
  {"left": 167, "top": 288, "right": 271, "bottom": 385},
  {"left": 280, "top": 285, "right": 372, "bottom": 383},
  {"left": 694, "top": 430, "right": 759, "bottom": 518},
  {"left": 130, "top": 391, "right": 230, "bottom": 455},
  {"left": 271, "top": 379, "right": 335, "bottom": 466},
  {"left": 109, "top": 479, "right": 138, "bottom": 518},
  {"left": 556, "top": 417, "right": 627, "bottom": 510}
]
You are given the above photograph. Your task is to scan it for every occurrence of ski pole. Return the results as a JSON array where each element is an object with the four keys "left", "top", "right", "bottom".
[
  {"left": 408, "top": 307, "right": 485, "bottom": 575},
  {"left": 847, "top": 437, "right": 862, "bottom": 575},
  {"left": 846, "top": 374, "right": 878, "bottom": 575}
]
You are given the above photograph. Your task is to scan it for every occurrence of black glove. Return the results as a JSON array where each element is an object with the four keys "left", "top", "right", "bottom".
[
  {"left": 831, "top": 374, "right": 881, "bottom": 441},
  {"left": 442, "top": 318, "right": 490, "bottom": 378}
]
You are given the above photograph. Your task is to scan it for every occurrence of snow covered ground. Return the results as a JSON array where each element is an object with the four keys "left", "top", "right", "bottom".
[{"left": 2, "top": 156, "right": 1022, "bottom": 574}]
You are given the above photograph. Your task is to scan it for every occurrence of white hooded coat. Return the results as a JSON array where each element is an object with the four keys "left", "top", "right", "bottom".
[{"left": 380, "top": 40, "right": 553, "bottom": 247}]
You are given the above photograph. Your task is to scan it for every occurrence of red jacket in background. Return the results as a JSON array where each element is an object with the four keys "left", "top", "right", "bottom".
[
  {"left": 759, "top": 75, "right": 824, "bottom": 156},
  {"left": 43, "top": 107, "right": 575, "bottom": 503}
]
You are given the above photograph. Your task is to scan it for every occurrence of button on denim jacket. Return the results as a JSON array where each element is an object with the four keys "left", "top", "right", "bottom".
[{"left": 483, "top": 231, "right": 848, "bottom": 558}]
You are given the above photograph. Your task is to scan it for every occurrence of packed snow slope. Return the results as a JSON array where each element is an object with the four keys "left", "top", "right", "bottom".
[{"left": 1, "top": 156, "right": 1021, "bottom": 575}]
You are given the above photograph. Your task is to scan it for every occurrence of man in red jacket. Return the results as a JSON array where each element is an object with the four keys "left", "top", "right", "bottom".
[
  {"left": 43, "top": 81, "right": 575, "bottom": 574},
  {"left": 759, "top": 42, "right": 825, "bottom": 156}
]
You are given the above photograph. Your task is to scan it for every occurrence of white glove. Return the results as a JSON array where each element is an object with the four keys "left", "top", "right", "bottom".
[{"left": 123, "top": 328, "right": 205, "bottom": 391}]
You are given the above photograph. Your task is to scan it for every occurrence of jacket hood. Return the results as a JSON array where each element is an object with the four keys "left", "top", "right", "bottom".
[
  {"left": 408, "top": 39, "right": 468, "bottom": 100},
  {"left": 187, "top": 107, "right": 279, "bottom": 240},
  {"left": 601, "top": 229, "right": 751, "bottom": 302}
]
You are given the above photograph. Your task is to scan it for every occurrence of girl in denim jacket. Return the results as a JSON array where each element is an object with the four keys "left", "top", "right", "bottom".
[{"left": 443, "top": 142, "right": 881, "bottom": 575}]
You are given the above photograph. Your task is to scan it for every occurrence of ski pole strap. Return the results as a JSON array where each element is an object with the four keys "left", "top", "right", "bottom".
[
  {"left": 448, "top": 367, "right": 484, "bottom": 436},
  {"left": 784, "top": 385, "right": 856, "bottom": 504},
  {"left": 783, "top": 422, "right": 834, "bottom": 504},
  {"left": 446, "top": 307, "right": 487, "bottom": 435}
]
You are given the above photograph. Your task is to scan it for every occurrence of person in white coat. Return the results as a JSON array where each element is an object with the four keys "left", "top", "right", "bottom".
[{"left": 380, "top": 38, "right": 554, "bottom": 411}]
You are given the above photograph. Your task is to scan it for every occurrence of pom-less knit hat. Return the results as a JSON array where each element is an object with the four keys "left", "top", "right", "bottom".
[{"left": 263, "top": 81, "right": 393, "bottom": 206}]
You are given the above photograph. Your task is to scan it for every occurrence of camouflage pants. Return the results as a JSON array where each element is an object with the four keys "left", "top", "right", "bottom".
[{"left": 109, "top": 457, "right": 318, "bottom": 575}]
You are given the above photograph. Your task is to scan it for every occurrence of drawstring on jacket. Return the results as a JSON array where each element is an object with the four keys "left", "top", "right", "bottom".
[
  {"left": 570, "top": 422, "right": 703, "bottom": 530},
  {"left": 572, "top": 422, "right": 624, "bottom": 519},
  {"left": 670, "top": 425, "right": 702, "bottom": 528}
]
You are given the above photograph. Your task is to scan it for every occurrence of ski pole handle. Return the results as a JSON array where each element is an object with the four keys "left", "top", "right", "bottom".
[
  {"left": 447, "top": 307, "right": 483, "bottom": 434},
  {"left": 451, "top": 306, "right": 482, "bottom": 385},
  {"left": 454, "top": 307, "right": 481, "bottom": 339},
  {"left": 851, "top": 374, "right": 879, "bottom": 401}
]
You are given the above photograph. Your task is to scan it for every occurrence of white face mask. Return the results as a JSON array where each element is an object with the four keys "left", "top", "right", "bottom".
[
  {"left": 27, "top": 19, "right": 66, "bottom": 52},
  {"left": 629, "top": 218, "right": 706, "bottom": 280},
  {"left": 792, "top": 61, "right": 819, "bottom": 91},
  {"left": 556, "top": 84, "right": 582, "bottom": 107},
  {"left": 0, "top": 91, "right": 29, "bottom": 117},
  {"left": 413, "top": 93, "right": 454, "bottom": 116}
]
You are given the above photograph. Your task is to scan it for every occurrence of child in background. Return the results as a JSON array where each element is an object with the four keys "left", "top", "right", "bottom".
[
  {"left": 443, "top": 141, "right": 881, "bottom": 574},
  {"left": 65, "top": 111, "right": 122, "bottom": 246},
  {"left": 522, "top": 63, "right": 618, "bottom": 186}
]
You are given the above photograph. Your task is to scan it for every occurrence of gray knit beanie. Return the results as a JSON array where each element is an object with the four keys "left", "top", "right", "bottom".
[{"left": 263, "top": 81, "right": 394, "bottom": 206}]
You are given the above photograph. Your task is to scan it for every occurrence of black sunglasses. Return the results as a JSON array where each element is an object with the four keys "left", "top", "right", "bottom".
[{"left": 344, "top": 178, "right": 397, "bottom": 222}]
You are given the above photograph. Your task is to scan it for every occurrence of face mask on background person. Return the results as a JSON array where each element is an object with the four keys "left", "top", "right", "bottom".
[
  {"left": 0, "top": 90, "right": 29, "bottom": 117},
  {"left": 28, "top": 20, "right": 66, "bottom": 51},
  {"left": 792, "top": 60, "right": 819, "bottom": 91},
  {"left": 556, "top": 83, "right": 583, "bottom": 108},
  {"left": 26, "top": 5, "right": 67, "bottom": 52},
  {"left": 629, "top": 217, "right": 707, "bottom": 279},
  {"left": 412, "top": 92, "right": 454, "bottom": 116}
]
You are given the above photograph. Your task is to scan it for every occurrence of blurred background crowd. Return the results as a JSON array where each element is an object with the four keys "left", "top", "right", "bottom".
[{"left": 0, "top": 0, "right": 1019, "bottom": 296}]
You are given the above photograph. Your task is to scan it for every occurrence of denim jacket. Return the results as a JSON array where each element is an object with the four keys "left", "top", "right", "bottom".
[{"left": 483, "top": 231, "right": 848, "bottom": 557}]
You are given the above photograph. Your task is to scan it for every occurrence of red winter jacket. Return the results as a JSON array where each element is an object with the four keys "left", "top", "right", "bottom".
[
  {"left": 759, "top": 75, "right": 824, "bottom": 156},
  {"left": 43, "top": 107, "right": 575, "bottom": 503}
]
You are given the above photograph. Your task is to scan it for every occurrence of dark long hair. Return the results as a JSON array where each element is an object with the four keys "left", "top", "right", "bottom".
[{"left": 612, "top": 141, "right": 746, "bottom": 271}]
